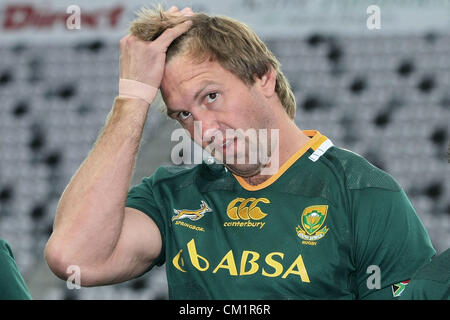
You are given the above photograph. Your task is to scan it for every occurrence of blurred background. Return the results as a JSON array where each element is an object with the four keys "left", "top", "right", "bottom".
[{"left": 0, "top": 0, "right": 449, "bottom": 299}]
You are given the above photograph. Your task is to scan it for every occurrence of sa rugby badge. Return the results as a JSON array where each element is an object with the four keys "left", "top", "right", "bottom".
[{"left": 296, "top": 205, "right": 329, "bottom": 244}]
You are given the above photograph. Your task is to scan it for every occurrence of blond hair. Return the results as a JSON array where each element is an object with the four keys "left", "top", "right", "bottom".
[{"left": 129, "top": 6, "right": 296, "bottom": 119}]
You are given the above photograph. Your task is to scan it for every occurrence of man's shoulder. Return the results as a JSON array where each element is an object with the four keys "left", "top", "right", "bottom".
[
  {"left": 141, "top": 163, "right": 228, "bottom": 187},
  {"left": 0, "top": 239, "right": 17, "bottom": 270},
  {"left": 154, "top": 164, "right": 199, "bottom": 179},
  {"left": 323, "top": 146, "right": 401, "bottom": 192},
  {"left": 0, "top": 239, "right": 13, "bottom": 258},
  {"left": 142, "top": 164, "right": 200, "bottom": 186}
]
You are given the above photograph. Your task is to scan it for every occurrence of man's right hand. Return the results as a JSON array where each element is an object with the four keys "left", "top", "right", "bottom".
[{"left": 119, "top": 6, "right": 193, "bottom": 88}]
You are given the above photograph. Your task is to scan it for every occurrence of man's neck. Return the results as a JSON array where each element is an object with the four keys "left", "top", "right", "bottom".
[{"left": 240, "top": 124, "right": 311, "bottom": 186}]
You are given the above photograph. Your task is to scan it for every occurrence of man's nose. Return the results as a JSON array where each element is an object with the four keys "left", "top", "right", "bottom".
[{"left": 192, "top": 110, "right": 221, "bottom": 145}]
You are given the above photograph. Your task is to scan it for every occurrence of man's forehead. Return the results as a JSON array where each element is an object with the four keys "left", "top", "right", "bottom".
[
  {"left": 162, "top": 56, "right": 223, "bottom": 103},
  {"left": 165, "top": 54, "right": 219, "bottom": 84}
]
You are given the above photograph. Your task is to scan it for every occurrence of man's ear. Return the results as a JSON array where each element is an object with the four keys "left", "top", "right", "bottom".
[{"left": 255, "top": 67, "right": 277, "bottom": 98}]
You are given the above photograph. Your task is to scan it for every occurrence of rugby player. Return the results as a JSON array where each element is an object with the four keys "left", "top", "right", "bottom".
[{"left": 45, "top": 6, "right": 435, "bottom": 299}]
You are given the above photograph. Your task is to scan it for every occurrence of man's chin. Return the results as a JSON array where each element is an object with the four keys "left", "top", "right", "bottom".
[{"left": 224, "top": 163, "right": 262, "bottom": 178}]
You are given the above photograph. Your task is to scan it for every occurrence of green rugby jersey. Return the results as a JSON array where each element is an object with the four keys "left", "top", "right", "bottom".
[
  {"left": 126, "top": 130, "right": 435, "bottom": 299},
  {"left": 0, "top": 239, "right": 32, "bottom": 300}
]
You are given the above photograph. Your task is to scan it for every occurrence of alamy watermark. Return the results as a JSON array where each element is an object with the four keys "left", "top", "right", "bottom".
[
  {"left": 366, "top": 265, "right": 381, "bottom": 290},
  {"left": 66, "top": 5, "right": 81, "bottom": 30},
  {"left": 367, "top": 5, "right": 381, "bottom": 30},
  {"left": 170, "top": 121, "right": 280, "bottom": 175},
  {"left": 66, "top": 265, "right": 81, "bottom": 289}
]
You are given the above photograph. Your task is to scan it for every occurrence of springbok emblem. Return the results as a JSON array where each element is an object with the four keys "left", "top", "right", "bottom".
[{"left": 172, "top": 201, "right": 212, "bottom": 222}]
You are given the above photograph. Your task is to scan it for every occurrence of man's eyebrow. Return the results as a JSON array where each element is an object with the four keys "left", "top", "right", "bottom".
[
  {"left": 193, "top": 81, "right": 218, "bottom": 101},
  {"left": 166, "top": 107, "right": 179, "bottom": 117}
]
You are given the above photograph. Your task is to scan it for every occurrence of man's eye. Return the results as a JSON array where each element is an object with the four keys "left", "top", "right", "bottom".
[
  {"left": 178, "top": 111, "right": 191, "bottom": 121},
  {"left": 206, "top": 92, "right": 218, "bottom": 103}
]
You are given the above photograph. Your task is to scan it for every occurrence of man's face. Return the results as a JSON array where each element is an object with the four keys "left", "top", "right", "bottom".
[{"left": 161, "top": 54, "right": 277, "bottom": 177}]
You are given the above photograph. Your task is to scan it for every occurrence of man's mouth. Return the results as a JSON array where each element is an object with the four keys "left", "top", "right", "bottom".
[
  {"left": 221, "top": 138, "right": 236, "bottom": 154},
  {"left": 222, "top": 139, "right": 233, "bottom": 147}
]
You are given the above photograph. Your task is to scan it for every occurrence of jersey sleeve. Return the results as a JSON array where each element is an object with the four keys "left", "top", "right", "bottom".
[
  {"left": 350, "top": 187, "right": 436, "bottom": 300},
  {"left": 125, "top": 176, "right": 166, "bottom": 268},
  {"left": 0, "top": 240, "right": 32, "bottom": 300}
]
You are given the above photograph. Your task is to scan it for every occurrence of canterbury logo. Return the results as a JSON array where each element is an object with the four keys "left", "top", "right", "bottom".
[
  {"left": 172, "top": 201, "right": 212, "bottom": 222},
  {"left": 226, "top": 197, "right": 269, "bottom": 220}
]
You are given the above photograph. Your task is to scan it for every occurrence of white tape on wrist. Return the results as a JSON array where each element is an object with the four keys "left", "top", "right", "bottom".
[{"left": 118, "top": 79, "right": 158, "bottom": 104}]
